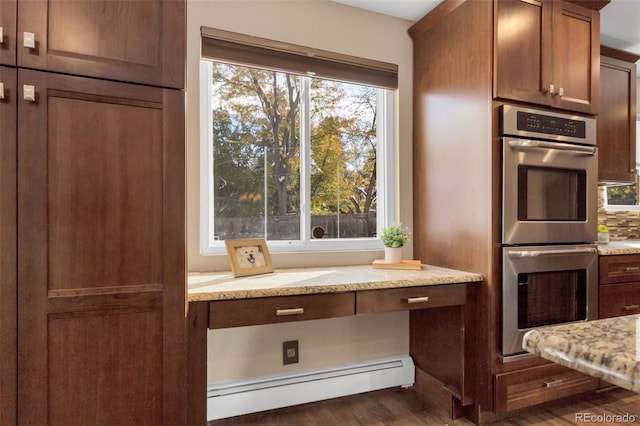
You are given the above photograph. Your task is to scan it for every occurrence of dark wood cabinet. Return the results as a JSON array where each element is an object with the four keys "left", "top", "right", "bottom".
[
  {"left": 209, "top": 293, "right": 355, "bottom": 329},
  {"left": 494, "top": 363, "right": 599, "bottom": 413},
  {"left": 599, "top": 254, "right": 640, "bottom": 319},
  {"left": 0, "top": 65, "right": 17, "bottom": 426},
  {"left": 3, "top": 1, "right": 187, "bottom": 423},
  {"left": 495, "top": 0, "right": 599, "bottom": 114},
  {"left": 16, "top": 69, "right": 186, "bottom": 425},
  {"left": 598, "top": 47, "right": 639, "bottom": 183},
  {"left": 409, "top": 0, "right": 606, "bottom": 421},
  {"left": 0, "top": 0, "right": 17, "bottom": 66},
  {"left": 15, "top": 0, "right": 185, "bottom": 88},
  {"left": 356, "top": 284, "right": 466, "bottom": 314},
  {"left": 600, "top": 283, "right": 640, "bottom": 318}
]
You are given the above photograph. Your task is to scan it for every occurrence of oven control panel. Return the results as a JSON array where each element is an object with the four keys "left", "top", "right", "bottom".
[
  {"left": 500, "top": 105, "right": 596, "bottom": 145},
  {"left": 517, "top": 111, "right": 586, "bottom": 138}
]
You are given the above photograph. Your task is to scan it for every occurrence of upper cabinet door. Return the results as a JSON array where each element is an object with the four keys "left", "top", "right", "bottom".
[
  {"left": 17, "top": 0, "right": 185, "bottom": 89},
  {"left": 494, "top": 0, "right": 599, "bottom": 114},
  {"left": 0, "top": 0, "right": 17, "bottom": 66},
  {"left": 549, "top": 1, "right": 599, "bottom": 114},
  {"left": 494, "top": 0, "right": 551, "bottom": 106},
  {"left": 598, "top": 53, "right": 637, "bottom": 183}
]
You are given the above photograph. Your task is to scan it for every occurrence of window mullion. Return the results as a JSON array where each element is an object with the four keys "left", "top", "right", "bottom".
[{"left": 300, "top": 76, "right": 311, "bottom": 243}]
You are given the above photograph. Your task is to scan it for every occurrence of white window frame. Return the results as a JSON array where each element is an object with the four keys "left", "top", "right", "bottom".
[{"left": 199, "top": 60, "right": 396, "bottom": 255}]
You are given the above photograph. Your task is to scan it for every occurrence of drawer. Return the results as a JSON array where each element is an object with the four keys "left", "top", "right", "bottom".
[
  {"left": 494, "top": 363, "right": 598, "bottom": 413},
  {"left": 599, "top": 254, "right": 640, "bottom": 284},
  {"left": 599, "top": 282, "right": 640, "bottom": 318},
  {"left": 356, "top": 284, "right": 466, "bottom": 315},
  {"left": 208, "top": 292, "right": 355, "bottom": 329}
]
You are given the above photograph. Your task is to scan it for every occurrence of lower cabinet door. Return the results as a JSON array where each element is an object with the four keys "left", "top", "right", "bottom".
[
  {"left": 599, "top": 282, "right": 640, "bottom": 318},
  {"left": 17, "top": 69, "right": 186, "bottom": 425},
  {"left": 494, "top": 363, "right": 599, "bottom": 413}
]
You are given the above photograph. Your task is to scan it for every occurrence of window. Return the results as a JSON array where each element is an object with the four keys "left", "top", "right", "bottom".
[{"left": 199, "top": 29, "right": 398, "bottom": 254}]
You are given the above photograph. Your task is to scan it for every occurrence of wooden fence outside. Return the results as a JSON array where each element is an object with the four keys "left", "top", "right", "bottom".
[{"left": 214, "top": 213, "right": 377, "bottom": 240}]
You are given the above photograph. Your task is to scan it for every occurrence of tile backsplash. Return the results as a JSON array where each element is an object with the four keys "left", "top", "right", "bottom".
[{"left": 598, "top": 186, "right": 640, "bottom": 240}]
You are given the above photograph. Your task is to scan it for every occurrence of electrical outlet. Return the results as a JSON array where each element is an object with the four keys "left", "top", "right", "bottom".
[{"left": 282, "top": 340, "right": 299, "bottom": 365}]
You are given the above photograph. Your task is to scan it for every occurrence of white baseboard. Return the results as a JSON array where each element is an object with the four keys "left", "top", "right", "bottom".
[{"left": 207, "top": 355, "right": 415, "bottom": 420}]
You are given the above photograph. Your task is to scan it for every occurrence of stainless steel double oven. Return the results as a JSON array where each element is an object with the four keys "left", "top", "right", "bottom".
[{"left": 500, "top": 105, "right": 599, "bottom": 358}]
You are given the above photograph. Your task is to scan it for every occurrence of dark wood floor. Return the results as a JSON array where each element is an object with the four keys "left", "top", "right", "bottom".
[{"left": 210, "top": 386, "right": 640, "bottom": 425}]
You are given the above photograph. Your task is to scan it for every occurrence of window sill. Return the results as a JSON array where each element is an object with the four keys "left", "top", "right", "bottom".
[{"left": 604, "top": 204, "right": 640, "bottom": 212}]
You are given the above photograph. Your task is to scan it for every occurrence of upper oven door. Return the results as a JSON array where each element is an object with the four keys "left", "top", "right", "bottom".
[{"left": 503, "top": 138, "right": 597, "bottom": 245}]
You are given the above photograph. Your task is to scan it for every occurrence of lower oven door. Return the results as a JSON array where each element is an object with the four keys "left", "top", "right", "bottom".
[
  {"left": 502, "top": 244, "right": 598, "bottom": 358},
  {"left": 502, "top": 137, "right": 597, "bottom": 245}
]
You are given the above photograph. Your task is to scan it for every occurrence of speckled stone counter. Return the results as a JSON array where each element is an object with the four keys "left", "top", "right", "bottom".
[
  {"left": 188, "top": 264, "right": 483, "bottom": 301},
  {"left": 523, "top": 315, "right": 640, "bottom": 392},
  {"left": 598, "top": 240, "right": 640, "bottom": 256}
]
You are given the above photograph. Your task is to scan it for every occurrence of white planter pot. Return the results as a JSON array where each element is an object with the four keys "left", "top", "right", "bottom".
[{"left": 384, "top": 246, "right": 403, "bottom": 263}]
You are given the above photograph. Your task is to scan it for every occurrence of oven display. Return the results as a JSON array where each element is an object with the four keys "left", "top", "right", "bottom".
[{"left": 517, "top": 111, "right": 586, "bottom": 139}]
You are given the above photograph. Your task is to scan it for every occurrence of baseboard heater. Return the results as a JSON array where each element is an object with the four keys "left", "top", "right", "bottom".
[{"left": 207, "top": 355, "right": 415, "bottom": 420}]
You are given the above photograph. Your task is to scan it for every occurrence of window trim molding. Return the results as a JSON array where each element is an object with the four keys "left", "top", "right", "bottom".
[{"left": 198, "top": 60, "right": 395, "bottom": 255}]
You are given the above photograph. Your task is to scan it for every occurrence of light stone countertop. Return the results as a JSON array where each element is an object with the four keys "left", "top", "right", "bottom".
[
  {"left": 523, "top": 315, "right": 640, "bottom": 392},
  {"left": 597, "top": 240, "right": 640, "bottom": 256},
  {"left": 188, "top": 264, "right": 483, "bottom": 301}
]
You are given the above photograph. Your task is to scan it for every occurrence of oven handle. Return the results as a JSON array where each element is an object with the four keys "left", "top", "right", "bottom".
[
  {"left": 508, "top": 140, "right": 596, "bottom": 155},
  {"left": 508, "top": 247, "right": 597, "bottom": 257}
]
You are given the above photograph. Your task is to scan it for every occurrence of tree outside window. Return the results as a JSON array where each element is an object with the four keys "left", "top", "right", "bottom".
[{"left": 208, "top": 61, "right": 379, "bottom": 242}]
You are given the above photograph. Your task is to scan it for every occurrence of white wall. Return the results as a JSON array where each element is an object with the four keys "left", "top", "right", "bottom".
[{"left": 186, "top": 0, "right": 415, "bottom": 382}]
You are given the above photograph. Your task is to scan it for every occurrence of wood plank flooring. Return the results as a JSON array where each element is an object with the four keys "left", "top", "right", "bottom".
[{"left": 209, "top": 386, "right": 640, "bottom": 425}]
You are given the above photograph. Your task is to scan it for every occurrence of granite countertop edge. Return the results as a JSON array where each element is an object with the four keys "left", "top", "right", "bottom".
[
  {"left": 188, "top": 264, "right": 483, "bottom": 302},
  {"left": 522, "top": 315, "right": 640, "bottom": 393},
  {"left": 598, "top": 240, "right": 640, "bottom": 255}
]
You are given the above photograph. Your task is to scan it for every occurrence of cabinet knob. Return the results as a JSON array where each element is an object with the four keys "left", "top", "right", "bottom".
[
  {"left": 23, "top": 32, "right": 36, "bottom": 49},
  {"left": 558, "top": 87, "right": 564, "bottom": 97},
  {"left": 0, "top": 82, "right": 4, "bottom": 100},
  {"left": 0, "top": 27, "right": 4, "bottom": 45},
  {"left": 23, "top": 85, "right": 36, "bottom": 102},
  {"left": 546, "top": 84, "right": 555, "bottom": 95}
]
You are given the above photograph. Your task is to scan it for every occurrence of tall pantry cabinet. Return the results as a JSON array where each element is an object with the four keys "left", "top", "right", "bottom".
[
  {"left": 409, "top": 0, "right": 605, "bottom": 422},
  {"left": 0, "top": 1, "right": 187, "bottom": 425}
]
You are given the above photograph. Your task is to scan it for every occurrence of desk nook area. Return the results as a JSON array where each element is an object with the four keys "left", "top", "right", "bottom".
[{"left": 186, "top": 265, "right": 482, "bottom": 423}]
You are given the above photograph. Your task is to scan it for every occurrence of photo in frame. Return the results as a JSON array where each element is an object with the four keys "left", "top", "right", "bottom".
[{"left": 224, "top": 238, "right": 274, "bottom": 277}]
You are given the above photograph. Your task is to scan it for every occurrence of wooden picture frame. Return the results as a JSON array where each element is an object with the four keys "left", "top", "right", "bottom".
[{"left": 224, "top": 238, "right": 274, "bottom": 277}]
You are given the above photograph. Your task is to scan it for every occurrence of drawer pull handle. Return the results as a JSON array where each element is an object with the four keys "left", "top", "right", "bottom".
[
  {"left": 624, "top": 305, "right": 640, "bottom": 311},
  {"left": 407, "top": 296, "right": 430, "bottom": 304},
  {"left": 624, "top": 266, "right": 640, "bottom": 272},
  {"left": 544, "top": 379, "right": 564, "bottom": 388},
  {"left": 276, "top": 308, "right": 304, "bottom": 316}
]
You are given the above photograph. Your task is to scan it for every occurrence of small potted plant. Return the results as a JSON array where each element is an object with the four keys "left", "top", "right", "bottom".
[
  {"left": 597, "top": 224, "right": 610, "bottom": 243},
  {"left": 380, "top": 225, "right": 410, "bottom": 263}
]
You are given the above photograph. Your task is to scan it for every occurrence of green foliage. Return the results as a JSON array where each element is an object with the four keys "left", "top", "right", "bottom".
[
  {"left": 607, "top": 185, "right": 637, "bottom": 205},
  {"left": 380, "top": 225, "right": 410, "bottom": 248},
  {"left": 209, "top": 60, "right": 378, "bottom": 224}
]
